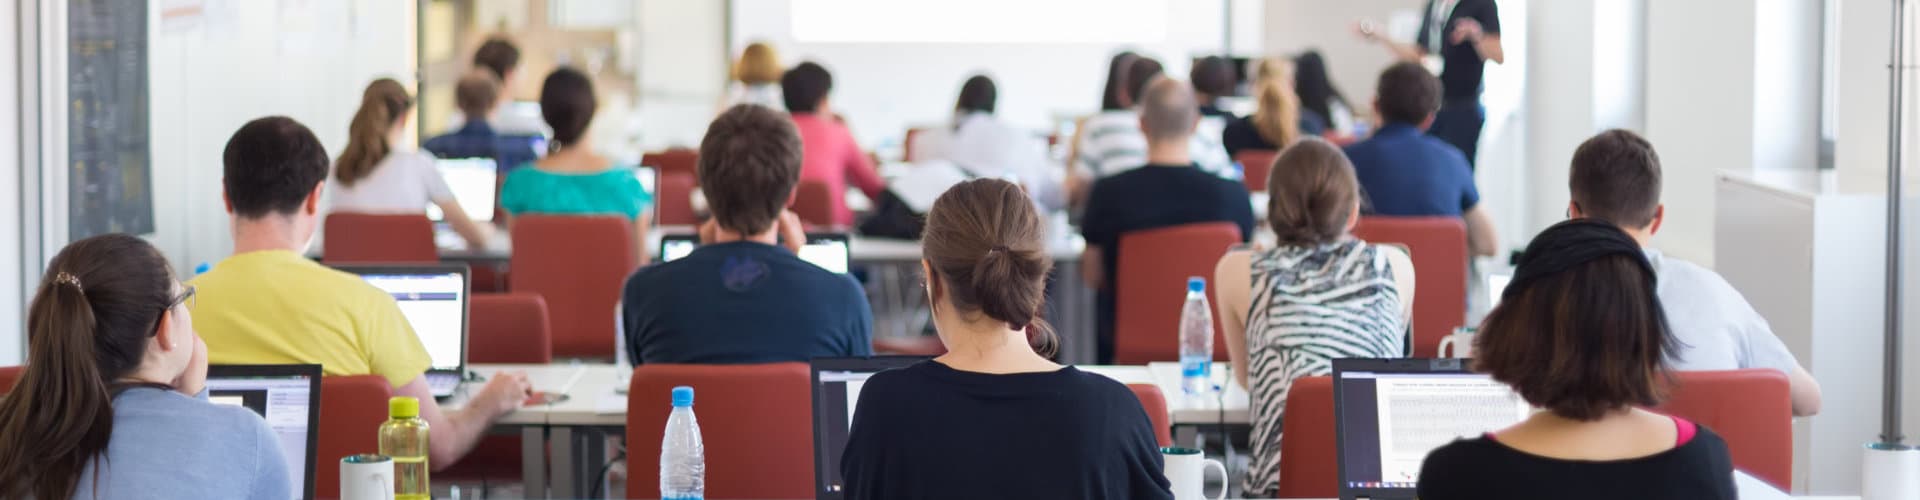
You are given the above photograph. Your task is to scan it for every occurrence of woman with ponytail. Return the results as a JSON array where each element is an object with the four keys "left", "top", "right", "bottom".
[
  {"left": 0, "top": 234, "right": 290, "bottom": 499},
  {"left": 839, "top": 179, "right": 1172, "bottom": 500},
  {"left": 1211, "top": 138, "right": 1414, "bottom": 497},
  {"left": 1223, "top": 57, "right": 1309, "bottom": 157},
  {"left": 330, "top": 78, "right": 494, "bottom": 250}
]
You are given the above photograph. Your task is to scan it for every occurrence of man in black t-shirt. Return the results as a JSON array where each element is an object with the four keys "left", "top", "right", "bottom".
[
  {"left": 1080, "top": 78, "right": 1257, "bottom": 364},
  {"left": 1359, "top": 0, "right": 1504, "bottom": 169}
]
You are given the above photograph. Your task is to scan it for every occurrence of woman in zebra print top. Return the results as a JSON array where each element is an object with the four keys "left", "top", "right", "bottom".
[{"left": 1213, "top": 138, "right": 1416, "bottom": 497}]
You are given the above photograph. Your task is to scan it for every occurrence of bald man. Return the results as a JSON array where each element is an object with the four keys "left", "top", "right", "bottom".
[{"left": 1079, "top": 78, "right": 1258, "bottom": 364}]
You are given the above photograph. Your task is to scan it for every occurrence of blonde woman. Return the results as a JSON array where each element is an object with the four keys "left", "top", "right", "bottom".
[
  {"left": 719, "top": 42, "right": 785, "bottom": 112},
  {"left": 1223, "top": 57, "right": 1304, "bottom": 157}
]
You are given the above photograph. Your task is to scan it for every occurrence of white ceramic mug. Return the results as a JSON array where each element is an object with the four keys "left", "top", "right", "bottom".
[
  {"left": 1161, "top": 447, "right": 1227, "bottom": 500},
  {"left": 340, "top": 454, "right": 394, "bottom": 500},
  {"left": 1437, "top": 327, "right": 1476, "bottom": 358}
]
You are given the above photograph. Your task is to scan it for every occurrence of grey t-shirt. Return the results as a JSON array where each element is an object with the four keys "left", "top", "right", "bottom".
[
  {"left": 72, "top": 386, "right": 292, "bottom": 500},
  {"left": 1648, "top": 249, "right": 1803, "bottom": 374}
]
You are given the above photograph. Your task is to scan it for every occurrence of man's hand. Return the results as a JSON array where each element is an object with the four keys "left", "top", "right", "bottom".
[
  {"left": 776, "top": 210, "right": 807, "bottom": 254},
  {"left": 471, "top": 371, "right": 534, "bottom": 417},
  {"left": 1450, "top": 18, "right": 1485, "bottom": 44}
]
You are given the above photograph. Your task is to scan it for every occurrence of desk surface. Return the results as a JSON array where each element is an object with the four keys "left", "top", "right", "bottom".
[{"left": 339, "top": 225, "right": 1086, "bottom": 262}]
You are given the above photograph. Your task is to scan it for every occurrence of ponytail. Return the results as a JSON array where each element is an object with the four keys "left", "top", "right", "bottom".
[
  {"left": 1252, "top": 58, "right": 1302, "bottom": 148},
  {"left": 336, "top": 79, "right": 414, "bottom": 187}
]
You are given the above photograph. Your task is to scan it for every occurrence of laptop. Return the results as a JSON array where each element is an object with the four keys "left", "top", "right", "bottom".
[
  {"left": 659, "top": 233, "right": 854, "bottom": 274},
  {"left": 206, "top": 364, "right": 323, "bottom": 500},
  {"left": 427, "top": 158, "right": 498, "bottom": 224},
  {"left": 1333, "top": 358, "right": 1532, "bottom": 500},
  {"left": 810, "top": 356, "right": 930, "bottom": 500},
  {"left": 335, "top": 264, "right": 471, "bottom": 398}
]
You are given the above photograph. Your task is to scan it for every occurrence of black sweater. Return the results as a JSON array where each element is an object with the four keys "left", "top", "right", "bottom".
[{"left": 1417, "top": 426, "right": 1737, "bottom": 500}]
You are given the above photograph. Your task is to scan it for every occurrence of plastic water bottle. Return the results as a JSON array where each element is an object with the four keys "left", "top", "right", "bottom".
[
  {"left": 378, "top": 397, "right": 431, "bottom": 500},
  {"left": 1180, "top": 277, "right": 1215, "bottom": 396},
  {"left": 660, "top": 386, "right": 706, "bottom": 500}
]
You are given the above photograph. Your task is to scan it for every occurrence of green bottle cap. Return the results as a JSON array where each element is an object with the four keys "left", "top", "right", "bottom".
[{"left": 389, "top": 396, "right": 419, "bottom": 419}]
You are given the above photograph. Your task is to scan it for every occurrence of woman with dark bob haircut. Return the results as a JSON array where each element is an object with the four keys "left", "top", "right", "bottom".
[{"left": 1416, "top": 219, "right": 1736, "bottom": 500}]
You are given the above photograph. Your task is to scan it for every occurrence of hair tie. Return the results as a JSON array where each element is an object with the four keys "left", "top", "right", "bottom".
[{"left": 53, "top": 272, "right": 82, "bottom": 291}]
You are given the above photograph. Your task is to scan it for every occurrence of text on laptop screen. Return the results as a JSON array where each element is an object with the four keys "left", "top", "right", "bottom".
[
  {"left": 207, "top": 374, "right": 314, "bottom": 500},
  {"left": 427, "top": 158, "right": 497, "bottom": 223},
  {"left": 361, "top": 272, "right": 466, "bottom": 371},
  {"left": 1337, "top": 372, "right": 1530, "bottom": 489}
]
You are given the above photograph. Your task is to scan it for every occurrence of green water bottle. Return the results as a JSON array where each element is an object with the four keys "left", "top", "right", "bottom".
[{"left": 379, "top": 396, "right": 431, "bottom": 500}]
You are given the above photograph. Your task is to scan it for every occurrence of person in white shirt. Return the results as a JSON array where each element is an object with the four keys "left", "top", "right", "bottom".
[
  {"left": 718, "top": 42, "right": 786, "bottom": 113},
  {"left": 907, "top": 75, "right": 1063, "bottom": 211},
  {"left": 1566, "top": 129, "right": 1821, "bottom": 416},
  {"left": 1072, "top": 56, "right": 1234, "bottom": 181},
  {"left": 330, "top": 78, "right": 493, "bottom": 250}
]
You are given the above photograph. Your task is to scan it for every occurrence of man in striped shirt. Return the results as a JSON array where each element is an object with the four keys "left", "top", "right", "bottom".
[{"left": 1073, "top": 57, "right": 1235, "bottom": 181}]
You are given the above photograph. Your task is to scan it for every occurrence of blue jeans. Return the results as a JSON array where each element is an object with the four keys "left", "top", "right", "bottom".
[{"left": 1429, "top": 100, "right": 1486, "bottom": 170}]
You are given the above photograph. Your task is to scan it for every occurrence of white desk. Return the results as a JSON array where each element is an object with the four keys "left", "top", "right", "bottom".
[
  {"left": 445, "top": 364, "right": 629, "bottom": 499},
  {"left": 402, "top": 226, "right": 1087, "bottom": 263},
  {"left": 1082, "top": 362, "right": 1252, "bottom": 426}
]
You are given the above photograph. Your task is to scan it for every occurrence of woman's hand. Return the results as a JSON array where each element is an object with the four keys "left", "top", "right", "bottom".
[{"left": 175, "top": 337, "right": 208, "bottom": 396}]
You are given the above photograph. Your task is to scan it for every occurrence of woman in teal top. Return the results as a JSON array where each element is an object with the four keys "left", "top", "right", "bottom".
[{"left": 501, "top": 67, "right": 653, "bottom": 258}]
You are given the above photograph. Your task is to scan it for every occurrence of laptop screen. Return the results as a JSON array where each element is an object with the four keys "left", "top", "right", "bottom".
[
  {"left": 1334, "top": 360, "right": 1530, "bottom": 494},
  {"left": 659, "top": 234, "right": 853, "bottom": 274},
  {"left": 206, "top": 364, "right": 322, "bottom": 500},
  {"left": 343, "top": 266, "right": 469, "bottom": 372},
  {"left": 811, "top": 356, "right": 928, "bottom": 499},
  {"left": 427, "top": 158, "right": 498, "bottom": 224}
]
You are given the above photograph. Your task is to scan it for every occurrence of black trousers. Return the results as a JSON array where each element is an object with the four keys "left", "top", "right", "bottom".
[{"left": 1429, "top": 99, "right": 1486, "bottom": 169}]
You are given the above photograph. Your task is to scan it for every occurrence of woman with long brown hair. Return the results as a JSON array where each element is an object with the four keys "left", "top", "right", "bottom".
[
  {"left": 330, "top": 78, "right": 494, "bottom": 250},
  {"left": 1223, "top": 56, "right": 1306, "bottom": 157},
  {"left": 838, "top": 179, "right": 1171, "bottom": 500},
  {"left": 0, "top": 234, "right": 290, "bottom": 499}
]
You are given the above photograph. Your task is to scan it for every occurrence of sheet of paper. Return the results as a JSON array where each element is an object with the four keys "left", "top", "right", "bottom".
[{"left": 596, "top": 395, "right": 629, "bottom": 415}]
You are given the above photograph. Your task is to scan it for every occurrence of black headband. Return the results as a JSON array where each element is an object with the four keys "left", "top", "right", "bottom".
[{"left": 1503, "top": 219, "right": 1656, "bottom": 300}]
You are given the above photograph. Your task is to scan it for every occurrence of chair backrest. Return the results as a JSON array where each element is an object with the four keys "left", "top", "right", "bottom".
[
  {"left": 643, "top": 148, "right": 700, "bottom": 183},
  {"left": 1351, "top": 216, "right": 1468, "bottom": 357},
  {"left": 322, "top": 213, "right": 439, "bottom": 265},
  {"left": 316, "top": 375, "right": 394, "bottom": 500},
  {"left": 1114, "top": 222, "right": 1243, "bottom": 364},
  {"left": 1127, "top": 383, "right": 1173, "bottom": 447},
  {"left": 1652, "top": 369, "right": 1793, "bottom": 490},
  {"left": 1235, "top": 149, "right": 1279, "bottom": 193},
  {"left": 0, "top": 366, "right": 19, "bottom": 395},
  {"left": 510, "top": 215, "right": 637, "bottom": 359},
  {"left": 792, "top": 180, "right": 836, "bottom": 228},
  {"left": 658, "top": 172, "right": 700, "bottom": 226},
  {"left": 627, "top": 363, "right": 813, "bottom": 500},
  {"left": 1277, "top": 376, "right": 1336, "bottom": 498},
  {"left": 903, "top": 127, "right": 928, "bottom": 161},
  {"left": 468, "top": 293, "right": 553, "bottom": 364}
]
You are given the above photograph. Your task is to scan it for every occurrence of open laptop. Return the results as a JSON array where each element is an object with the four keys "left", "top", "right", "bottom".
[
  {"left": 1333, "top": 358, "right": 1532, "bottom": 500},
  {"left": 427, "top": 157, "right": 497, "bottom": 224},
  {"left": 659, "top": 233, "right": 853, "bottom": 274},
  {"left": 810, "top": 356, "right": 929, "bottom": 500},
  {"left": 334, "top": 264, "right": 471, "bottom": 399},
  {"left": 207, "top": 364, "right": 322, "bottom": 500}
]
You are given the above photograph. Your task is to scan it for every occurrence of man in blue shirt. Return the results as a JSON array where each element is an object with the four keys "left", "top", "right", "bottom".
[
  {"left": 1344, "top": 62, "right": 1500, "bottom": 257},
  {"left": 620, "top": 104, "right": 874, "bottom": 365},
  {"left": 422, "top": 69, "right": 544, "bottom": 173}
]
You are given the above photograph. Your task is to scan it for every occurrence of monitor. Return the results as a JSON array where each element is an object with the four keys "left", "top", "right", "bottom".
[
  {"left": 1333, "top": 358, "right": 1531, "bottom": 499},
  {"left": 427, "top": 158, "right": 498, "bottom": 223},
  {"left": 658, "top": 233, "right": 853, "bottom": 274},
  {"left": 207, "top": 364, "right": 323, "bottom": 500},
  {"left": 334, "top": 265, "right": 470, "bottom": 375},
  {"left": 810, "top": 356, "right": 929, "bottom": 500}
]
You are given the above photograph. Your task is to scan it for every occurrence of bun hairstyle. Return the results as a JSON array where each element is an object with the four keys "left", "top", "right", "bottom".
[
  {"left": 0, "top": 234, "right": 177, "bottom": 499},
  {"left": 335, "top": 78, "right": 414, "bottom": 187},
  {"left": 921, "top": 179, "right": 1059, "bottom": 358},
  {"left": 1266, "top": 137, "right": 1360, "bottom": 246}
]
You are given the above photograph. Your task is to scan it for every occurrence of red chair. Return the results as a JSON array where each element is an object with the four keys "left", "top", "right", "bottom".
[
  {"left": 322, "top": 213, "right": 439, "bottom": 264},
  {"left": 1235, "top": 149, "right": 1279, "bottom": 193},
  {"left": 1352, "top": 216, "right": 1468, "bottom": 358},
  {"left": 316, "top": 375, "right": 395, "bottom": 500},
  {"left": 628, "top": 363, "right": 813, "bottom": 500},
  {"left": 792, "top": 180, "right": 836, "bottom": 228},
  {"left": 1653, "top": 369, "right": 1793, "bottom": 490},
  {"left": 903, "top": 127, "right": 928, "bottom": 161},
  {"left": 0, "top": 366, "right": 20, "bottom": 395},
  {"left": 511, "top": 216, "right": 638, "bottom": 359},
  {"left": 643, "top": 148, "right": 699, "bottom": 183},
  {"left": 1128, "top": 383, "right": 1173, "bottom": 447},
  {"left": 1113, "top": 222, "right": 1243, "bottom": 364},
  {"left": 441, "top": 294, "right": 553, "bottom": 482},
  {"left": 1276, "top": 376, "right": 1336, "bottom": 498},
  {"left": 658, "top": 172, "right": 699, "bottom": 226}
]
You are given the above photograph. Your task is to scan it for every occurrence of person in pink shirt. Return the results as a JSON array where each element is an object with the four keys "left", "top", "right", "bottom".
[{"left": 782, "top": 62, "right": 885, "bottom": 227}]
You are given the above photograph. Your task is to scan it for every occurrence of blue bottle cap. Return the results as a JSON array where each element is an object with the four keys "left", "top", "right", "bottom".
[
  {"left": 671, "top": 386, "right": 694, "bottom": 407},
  {"left": 1187, "top": 277, "right": 1205, "bottom": 293}
]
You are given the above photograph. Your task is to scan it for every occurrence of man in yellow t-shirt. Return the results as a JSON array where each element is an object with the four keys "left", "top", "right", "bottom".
[{"left": 194, "top": 116, "right": 531, "bottom": 471}]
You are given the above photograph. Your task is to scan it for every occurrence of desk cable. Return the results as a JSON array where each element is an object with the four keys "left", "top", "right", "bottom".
[{"left": 587, "top": 445, "right": 628, "bottom": 499}]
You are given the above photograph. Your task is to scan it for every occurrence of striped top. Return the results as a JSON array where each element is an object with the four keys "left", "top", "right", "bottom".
[
  {"left": 1242, "top": 239, "right": 1407, "bottom": 497},
  {"left": 1074, "top": 110, "right": 1235, "bottom": 179}
]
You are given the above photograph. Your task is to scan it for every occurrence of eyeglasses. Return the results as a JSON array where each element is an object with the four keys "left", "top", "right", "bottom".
[{"left": 151, "top": 286, "right": 195, "bottom": 337}]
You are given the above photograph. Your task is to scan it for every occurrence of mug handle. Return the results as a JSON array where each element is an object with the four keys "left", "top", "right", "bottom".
[
  {"left": 1438, "top": 336, "right": 1456, "bottom": 358},
  {"left": 1203, "top": 459, "right": 1228, "bottom": 500}
]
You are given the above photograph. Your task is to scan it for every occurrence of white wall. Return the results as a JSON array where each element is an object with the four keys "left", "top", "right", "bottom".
[
  {"left": 1644, "top": 0, "right": 1757, "bottom": 266},
  {"left": 1, "top": 1, "right": 23, "bottom": 365},
  {"left": 634, "top": 0, "right": 727, "bottom": 150},
  {"left": 1263, "top": 0, "right": 1424, "bottom": 112}
]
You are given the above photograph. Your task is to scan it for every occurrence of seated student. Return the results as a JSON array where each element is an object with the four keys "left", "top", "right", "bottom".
[
  {"left": 1080, "top": 78, "right": 1257, "bottom": 364},
  {"left": 1213, "top": 138, "right": 1414, "bottom": 497},
  {"left": 1417, "top": 220, "right": 1737, "bottom": 500},
  {"left": 1294, "top": 50, "right": 1347, "bottom": 136},
  {"left": 0, "top": 234, "right": 290, "bottom": 500},
  {"left": 1065, "top": 51, "right": 1141, "bottom": 208},
  {"left": 720, "top": 41, "right": 785, "bottom": 112},
  {"left": 330, "top": 78, "right": 493, "bottom": 250},
  {"left": 1223, "top": 57, "right": 1304, "bottom": 157},
  {"left": 1567, "top": 129, "right": 1822, "bottom": 416},
  {"left": 193, "top": 116, "right": 532, "bottom": 471},
  {"left": 1191, "top": 55, "right": 1237, "bottom": 119},
  {"left": 1343, "top": 62, "right": 1499, "bottom": 256},
  {"left": 840, "top": 179, "right": 1172, "bottom": 500},
  {"left": 782, "top": 61, "right": 884, "bottom": 227},
  {"left": 498, "top": 67, "right": 653, "bottom": 256},
  {"left": 621, "top": 105, "right": 873, "bottom": 364},
  {"left": 452, "top": 36, "right": 548, "bottom": 136},
  {"left": 906, "top": 75, "right": 1062, "bottom": 211},
  {"left": 1074, "top": 57, "right": 1236, "bottom": 179},
  {"left": 423, "top": 69, "right": 543, "bottom": 176}
]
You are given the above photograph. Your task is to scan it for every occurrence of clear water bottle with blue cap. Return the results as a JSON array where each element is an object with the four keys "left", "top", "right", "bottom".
[
  {"left": 1179, "top": 277, "right": 1215, "bottom": 396},
  {"left": 660, "top": 386, "right": 705, "bottom": 500}
]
